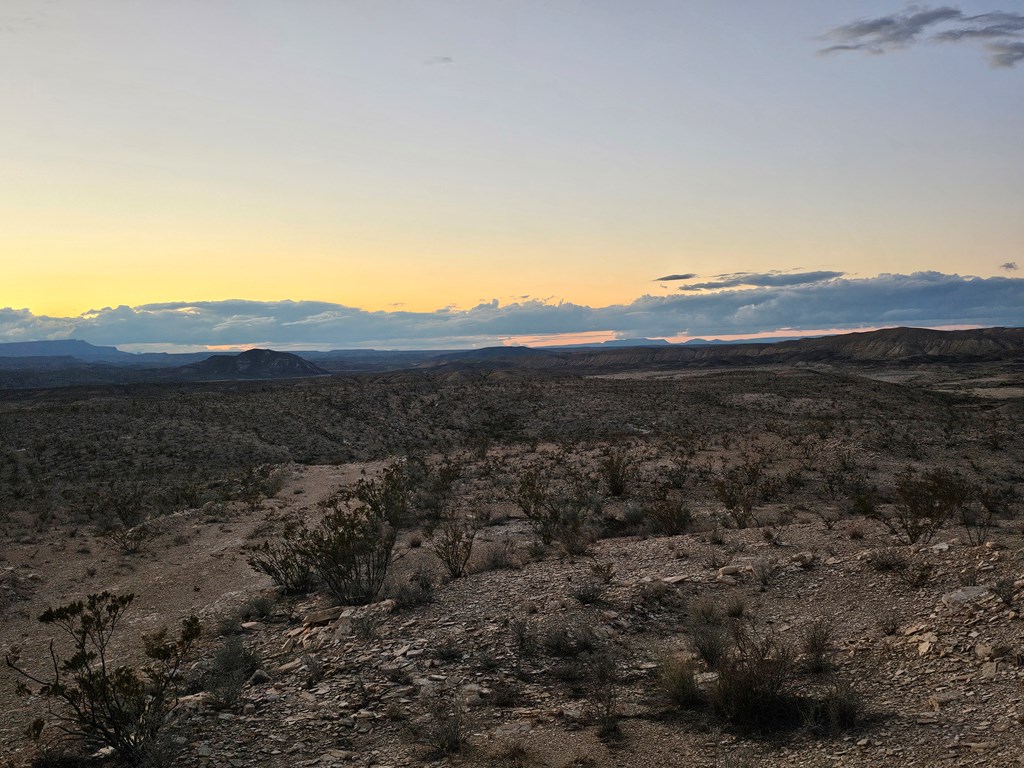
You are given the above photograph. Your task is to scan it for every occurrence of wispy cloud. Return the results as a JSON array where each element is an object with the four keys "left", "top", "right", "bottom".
[
  {"left": 1, "top": 273, "right": 1021, "bottom": 350},
  {"left": 820, "top": 6, "right": 1024, "bottom": 67},
  {"left": 1001, "top": 261, "right": 1019, "bottom": 271},
  {"left": 653, "top": 273, "right": 697, "bottom": 281},
  {"left": 678, "top": 270, "right": 844, "bottom": 291}
]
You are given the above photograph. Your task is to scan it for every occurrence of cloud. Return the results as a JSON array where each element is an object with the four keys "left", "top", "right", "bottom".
[
  {"left": 424, "top": 56, "right": 454, "bottom": 65},
  {"left": 1001, "top": 261, "right": 1019, "bottom": 271},
  {"left": 986, "top": 39, "right": 1024, "bottom": 66},
  {"left": 820, "top": 6, "right": 962, "bottom": 54},
  {"left": 678, "top": 270, "right": 845, "bottom": 291},
  {"left": 820, "top": 6, "right": 1024, "bottom": 67},
  {"left": 1, "top": 273, "right": 1021, "bottom": 350},
  {"left": 654, "top": 273, "right": 697, "bottom": 281}
]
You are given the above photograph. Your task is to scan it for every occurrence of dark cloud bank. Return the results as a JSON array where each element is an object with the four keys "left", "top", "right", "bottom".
[
  {"left": 821, "top": 6, "right": 1024, "bottom": 67},
  {"left": 2, "top": 272, "right": 1021, "bottom": 350}
]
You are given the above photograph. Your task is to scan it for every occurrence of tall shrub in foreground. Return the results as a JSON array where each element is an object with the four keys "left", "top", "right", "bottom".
[
  {"left": 6, "top": 592, "right": 200, "bottom": 763},
  {"left": 304, "top": 494, "right": 397, "bottom": 605}
]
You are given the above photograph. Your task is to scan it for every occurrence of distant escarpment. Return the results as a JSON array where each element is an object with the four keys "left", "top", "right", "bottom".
[{"left": 418, "top": 327, "right": 1024, "bottom": 374}]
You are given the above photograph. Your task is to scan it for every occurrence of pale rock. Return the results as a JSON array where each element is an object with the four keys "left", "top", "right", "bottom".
[
  {"left": 941, "top": 586, "right": 988, "bottom": 608},
  {"left": 975, "top": 643, "right": 995, "bottom": 660},
  {"left": 303, "top": 606, "right": 344, "bottom": 625},
  {"left": 790, "top": 551, "right": 815, "bottom": 568}
]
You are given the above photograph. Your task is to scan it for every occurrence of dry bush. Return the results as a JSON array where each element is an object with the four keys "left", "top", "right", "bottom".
[
  {"left": 203, "top": 635, "right": 260, "bottom": 710},
  {"left": 870, "top": 468, "right": 968, "bottom": 544},
  {"left": 391, "top": 569, "right": 434, "bottom": 609},
  {"left": 801, "top": 620, "right": 834, "bottom": 674},
  {"left": 644, "top": 498, "right": 693, "bottom": 536},
  {"left": 431, "top": 513, "right": 477, "bottom": 578},
  {"left": 660, "top": 656, "right": 701, "bottom": 707},
  {"left": 6, "top": 592, "right": 200, "bottom": 763},
  {"left": 803, "top": 681, "right": 863, "bottom": 736},
  {"left": 709, "top": 627, "right": 797, "bottom": 731},
  {"left": 413, "top": 693, "right": 467, "bottom": 756},
  {"left": 247, "top": 522, "right": 316, "bottom": 594},
  {"left": 302, "top": 496, "right": 396, "bottom": 605},
  {"left": 991, "top": 577, "right": 1017, "bottom": 607},
  {"left": 600, "top": 449, "right": 634, "bottom": 497}
]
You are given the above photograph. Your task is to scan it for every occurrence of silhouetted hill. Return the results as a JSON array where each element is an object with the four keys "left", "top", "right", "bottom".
[
  {"left": 419, "top": 327, "right": 1024, "bottom": 373},
  {"left": 179, "top": 349, "right": 329, "bottom": 379}
]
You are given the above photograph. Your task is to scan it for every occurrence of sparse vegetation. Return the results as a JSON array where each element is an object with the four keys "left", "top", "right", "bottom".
[{"left": 3, "top": 359, "right": 1023, "bottom": 765}]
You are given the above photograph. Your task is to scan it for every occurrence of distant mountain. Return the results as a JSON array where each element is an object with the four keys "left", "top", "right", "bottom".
[
  {"left": 538, "top": 338, "right": 672, "bottom": 349},
  {"left": 179, "top": 349, "right": 329, "bottom": 379},
  {"left": 419, "top": 327, "right": 1024, "bottom": 373},
  {"left": 682, "top": 336, "right": 804, "bottom": 346},
  {"left": 0, "top": 339, "right": 130, "bottom": 360}
]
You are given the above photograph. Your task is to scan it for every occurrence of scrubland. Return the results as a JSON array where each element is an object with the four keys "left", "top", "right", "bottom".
[{"left": 0, "top": 364, "right": 1022, "bottom": 767}]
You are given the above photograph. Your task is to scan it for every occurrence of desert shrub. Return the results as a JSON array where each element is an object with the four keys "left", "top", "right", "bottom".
[
  {"left": 477, "top": 539, "right": 521, "bottom": 572},
  {"left": 107, "top": 523, "right": 153, "bottom": 556},
  {"left": 247, "top": 523, "right": 316, "bottom": 594},
  {"left": 432, "top": 635, "right": 461, "bottom": 662},
  {"left": 203, "top": 636, "right": 260, "bottom": 710},
  {"left": 723, "top": 594, "right": 747, "bottom": 619},
  {"left": 543, "top": 623, "right": 598, "bottom": 658},
  {"left": 574, "top": 562, "right": 614, "bottom": 604},
  {"left": 431, "top": 513, "right": 477, "bottom": 578},
  {"left": 709, "top": 628, "right": 796, "bottom": 731},
  {"left": 645, "top": 498, "right": 693, "bottom": 536},
  {"left": 392, "top": 569, "right": 434, "bottom": 609},
  {"left": 6, "top": 592, "right": 200, "bottom": 763},
  {"left": 991, "top": 577, "right": 1017, "bottom": 607},
  {"left": 897, "top": 560, "right": 934, "bottom": 588},
  {"left": 811, "top": 507, "right": 841, "bottom": 531},
  {"left": 690, "top": 595, "right": 723, "bottom": 626},
  {"left": 801, "top": 620, "right": 833, "bottom": 674},
  {"left": 588, "top": 651, "right": 621, "bottom": 739},
  {"left": 870, "top": 468, "right": 969, "bottom": 544},
  {"left": 412, "top": 455, "right": 462, "bottom": 521},
  {"left": 414, "top": 693, "right": 467, "bottom": 756},
  {"left": 573, "top": 580, "right": 605, "bottom": 605},
  {"left": 302, "top": 496, "right": 396, "bottom": 605},
  {"left": 241, "top": 594, "right": 275, "bottom": 620},
  {"left": 512, "top": 467, "right": 595, "bottom": 555},
  {"left": 713, "top": 457, "right": 772, "bottom": 529},
  {"left": 803, "top": 681, "right": 863, "bottom": 736},
  {"left": 509, "top": 616, "right": 539, "bottom": 658},
  {"left": 232, "top": 464, "right": 283, "bottom": 513},
  {"left": 660, "top": 656, "right": 701, "bottom": 707},
  {"left": 88, "top": 481, "right": 149, "bottom": 532},
  {"left": 352, "top": 612, "right": 381, "bottom": 641},
  {"left": 489, "top": 680, "right": 520, "bottom": 708},
  {"left": 691, "top": 621, "right": 731, "bottom": 669},
  {"left": 348, "top": 461, "right": 410, "bottom": 528},
  {"left": 867, "top": 547, "right": 909, "bottom": 573},
  {"left": 960, "top": 485, "right": 1016, "bottom": 545},
  {"left": 751, "top": 559, "right": 778, "bottom": 590},
  {"left": 600, "top": 449, "right": 634, "bottom": 497}
]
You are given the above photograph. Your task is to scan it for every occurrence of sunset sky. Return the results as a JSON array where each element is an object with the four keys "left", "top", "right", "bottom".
[{"left": 1, "top": 1, "right": 1022, "bottom": 349}]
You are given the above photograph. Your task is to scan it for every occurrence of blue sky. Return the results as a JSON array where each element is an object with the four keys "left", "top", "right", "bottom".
[{"left": 1, "top": 2, "right": 1021, "bottom": 349}]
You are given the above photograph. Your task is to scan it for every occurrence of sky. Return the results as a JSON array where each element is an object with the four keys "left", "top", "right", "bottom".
[{"left": 1, "top": 1, "right": 1022, "bottom": 350}]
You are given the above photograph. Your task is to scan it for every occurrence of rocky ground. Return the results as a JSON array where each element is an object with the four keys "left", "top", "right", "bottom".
[
  {"left": 1, "top": 365, "right": 1022, "bottom": 767},
  {"left": 2, "top": 461, "right": 1022, "bottom": 767}
]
